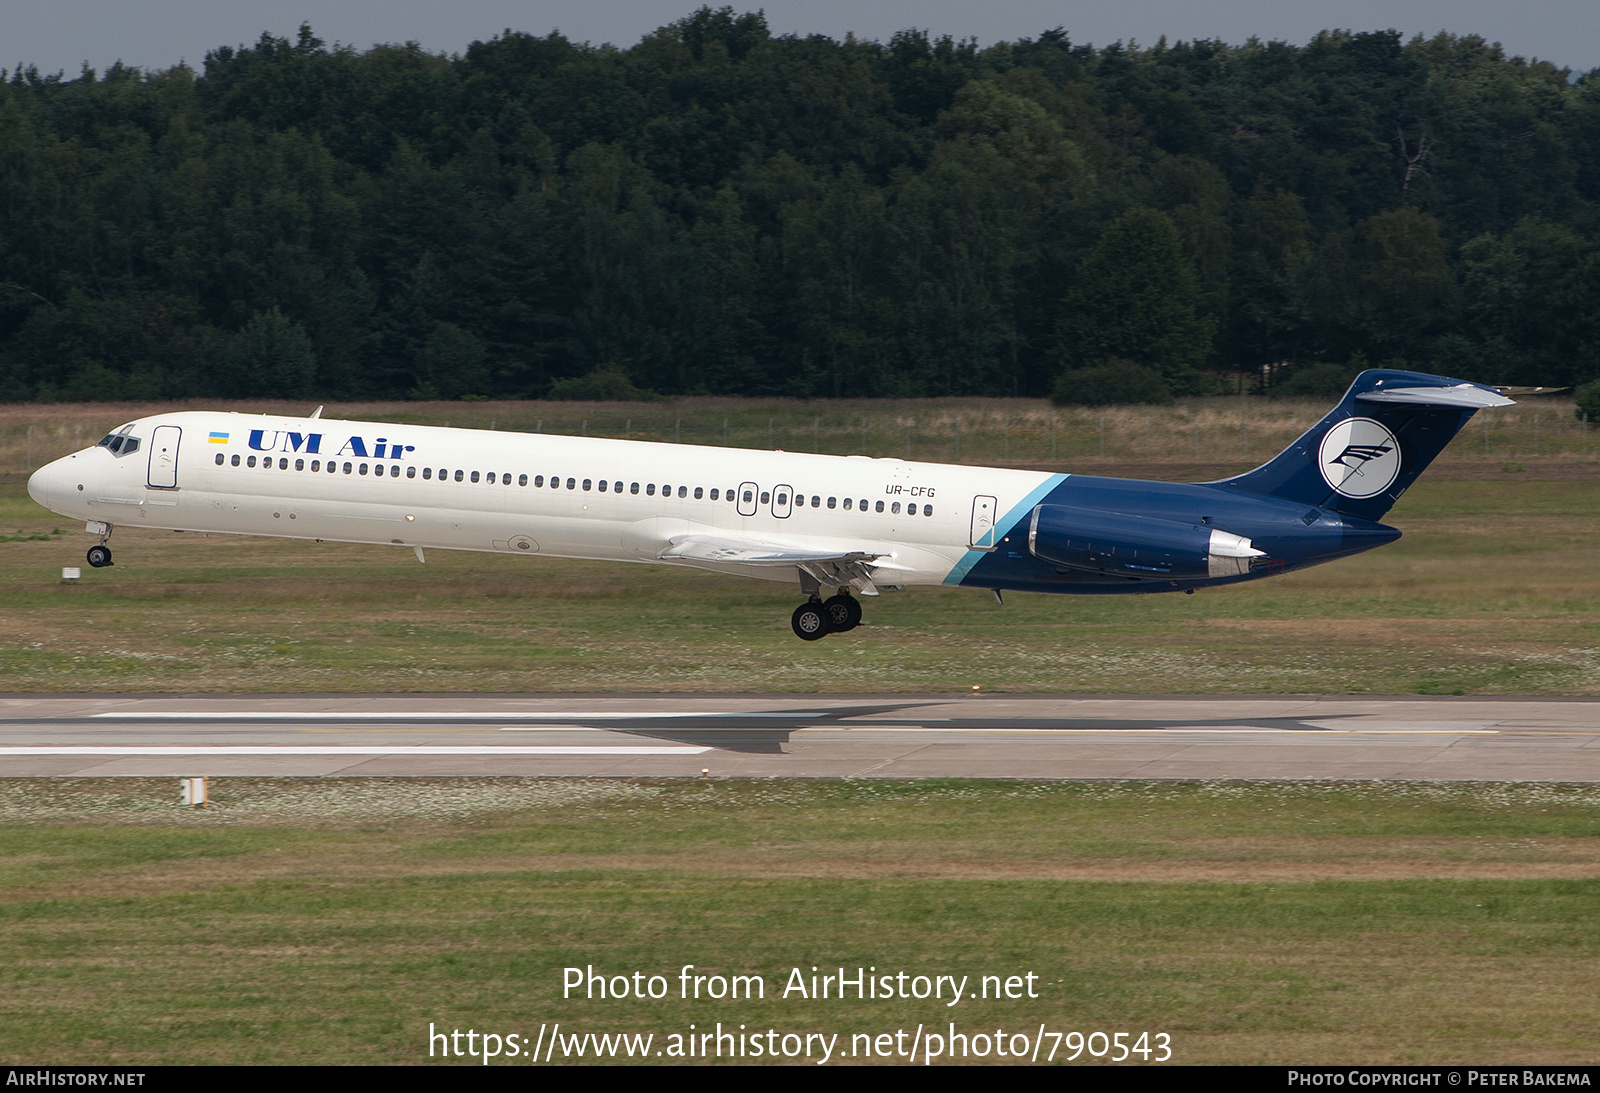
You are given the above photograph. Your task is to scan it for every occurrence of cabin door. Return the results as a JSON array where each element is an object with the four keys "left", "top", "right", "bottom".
[
  {"left": 968, "top": 495, "right": 998, "bottom": 551},
  {"left": 148, "top": 426, "right": 181, "bottom": 489}
]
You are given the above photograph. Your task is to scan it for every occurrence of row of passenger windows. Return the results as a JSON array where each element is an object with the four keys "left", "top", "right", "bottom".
[{"left": 214, "top": 452, "right": 935, "bottom": 516}]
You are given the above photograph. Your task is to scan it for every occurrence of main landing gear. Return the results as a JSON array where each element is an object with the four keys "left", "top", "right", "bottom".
[{"left": 791, "top": 592, "right": 862, "bottom": 641}]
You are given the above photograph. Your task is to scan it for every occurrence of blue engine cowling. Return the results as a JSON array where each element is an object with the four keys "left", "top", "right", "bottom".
[{"left": 1027, "top": 504, "right": 1264, "bottom": 581}]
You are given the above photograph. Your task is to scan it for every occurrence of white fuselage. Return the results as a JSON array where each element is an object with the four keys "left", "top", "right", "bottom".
[{"left": 27, "top": 411, "right": 1059, "bottom": 590}]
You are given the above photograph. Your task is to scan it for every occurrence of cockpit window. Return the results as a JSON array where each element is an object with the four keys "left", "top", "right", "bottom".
[{"left": 96, "top": 433, "right": 141, "bottom": 456}]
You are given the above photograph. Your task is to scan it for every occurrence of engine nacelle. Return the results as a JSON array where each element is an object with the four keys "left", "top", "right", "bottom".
[{"left": 1027, "top": 504, "right": 1264, "bottom": 581}]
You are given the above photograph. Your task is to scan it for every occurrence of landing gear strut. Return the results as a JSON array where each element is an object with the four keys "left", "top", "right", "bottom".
[{"left": 791, "top": 590, "right": 862, "bottom": 640}]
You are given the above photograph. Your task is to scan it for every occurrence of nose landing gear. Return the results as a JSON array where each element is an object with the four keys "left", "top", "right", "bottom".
[
  {"left": 85, "top": 522, "right": 114, "bottom": 567},
  {"left": 791, "top": 590, "right": 862, "bottom": 640}
]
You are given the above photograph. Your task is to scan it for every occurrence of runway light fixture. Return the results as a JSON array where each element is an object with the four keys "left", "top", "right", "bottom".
[{"left": 61, "top": 567, "right": 80, "bottom": 581}]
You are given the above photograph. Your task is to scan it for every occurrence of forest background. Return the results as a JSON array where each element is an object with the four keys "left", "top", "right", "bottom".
[{"left": 3, "top": 7, "right": 1599, "bottom": 405}]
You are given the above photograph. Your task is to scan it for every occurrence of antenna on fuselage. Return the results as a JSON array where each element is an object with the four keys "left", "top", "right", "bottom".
[{"left": 309, "top": 406, "right": 323, "bottom": 419}]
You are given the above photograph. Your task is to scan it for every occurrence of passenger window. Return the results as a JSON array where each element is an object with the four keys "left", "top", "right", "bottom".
[
  {"left": 311, "top": 460, "right": 320, "bottom": 471},
  {"left": 693, "top": 487, "right": 702, "bottom": 499},
  {"left": 391, "top": 465, "right": 400, "bottom": 477},
  {"left": 630, "top": 482, "right": 640, "bottom": 494},
  {"left": 710, "top": 489, "right": 719, "bottom": 500},
  {"left": 743, "top": 490, "right": 753, "bottom": 503},
  {"left": 344, "top": 463, "right": 353, "bottom": 474},
  {"left": 533, "top": 475, "right": 542, "bottom": 486},
  {"left": 760, "top": 492, "right": 770, "bottom": 504},
  {"left": 214, "top": 453, "right": 224, "bottom": 465},
  {"left": 677, "top": 486, "right": 686, "bottom": 498},
  {"left": 776, "top": 492, "right": 788, "bottom": 506},
  {"left": 407, "top": 466, "right": 417, "bottom": 479},
  {"left": 360, "top": 463, "right": 369, "bottom": 475},
  {"left": 924, "top": 504, "right": 933, "bottom": 516},
  {"left": 875, "top": 500, "right": 884, "bottom": 513},
  {"left": 247, "top": 455, "right": 256, "bottom": 468},
  {"left": 583, "top": 479, "right": 592, "bottom": 491},
  {"left": 295, "top": 459, "right": 304, "bottom": 471},
  {"left": 843, "top": 498, "right": 852, "bottom": 510},
  {"left": 662, "top": 484, "right": 671, "bottom": 496},
  {"left": 647, "top": 484, "right": 656, "bottom": 496},
  {"left": 599, "top": 480, "right": 608, "bottom": 492},
  {"left": 827, "top": 497, "right": 836, "bottom": 509},
  {"left": 892, "top": 502, "right": 901, "bottom": 514},
  {"left": 614, "top": 481, "right": 622, "bottom": 493},
  {"left": 860, "top": 499, "right": 868, "bottom": 510},
  {"left": 566, "top": 478, "right": 575, "bottom": 490},
  {"left": 423, "top": 467, "right": 433, "bottom": 480},
  {"left": 454, "top": 470, "right": 464, "bottom": 482},
  {"left": 907, "top": 503, "right": 916, "bottom": 515},
  {"left": 519, "top": 474, "right": 527, "bottom": 486},
  {"left": 274, "top": 458, "right": 284, "bottom": 469},
  {"left": 812, "top": 495, "right": 820, "bottom": 507},
  {"left": 471, "top": 471, "right": 480, "bottom": 483},
  {"left": 231, "top": 454, "right": 241, "bottom": 466}
]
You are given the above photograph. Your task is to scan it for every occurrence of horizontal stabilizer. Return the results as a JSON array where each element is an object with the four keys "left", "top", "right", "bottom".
[{"left": 1357, "top": 383, "right": 1515, "bottom": 409}]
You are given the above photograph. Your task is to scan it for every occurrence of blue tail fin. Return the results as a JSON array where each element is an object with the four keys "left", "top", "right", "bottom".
[{"left": 1207, "top": 369, "right": 1513, "bottom": 522}]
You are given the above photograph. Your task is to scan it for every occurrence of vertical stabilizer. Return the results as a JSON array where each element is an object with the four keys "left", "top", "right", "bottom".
[{"left": 1208, "top": 369, "right": 1513, "bottom": 522}]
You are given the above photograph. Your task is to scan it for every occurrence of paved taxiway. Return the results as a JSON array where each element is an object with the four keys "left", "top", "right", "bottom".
[{"left": 1, "top": 694, "right": 1597, "bottom": 779}]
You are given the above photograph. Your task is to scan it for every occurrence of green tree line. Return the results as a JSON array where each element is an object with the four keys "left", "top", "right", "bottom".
[{"left": 2, "top": 9, "right": 1599, "bottom": 403}]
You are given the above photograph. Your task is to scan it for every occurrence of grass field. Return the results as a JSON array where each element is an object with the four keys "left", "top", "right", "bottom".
[
  {"left": 3, "top": 399, "right": 1597, "bottom": 1066},
  {"left": 2, "top": 778, "right": 1597, "bottom": 1065},
  {"left": 0, "top": 460, "right": 1597, "bottom": 694}
]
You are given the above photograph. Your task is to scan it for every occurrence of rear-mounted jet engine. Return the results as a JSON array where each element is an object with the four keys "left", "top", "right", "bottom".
[{"left": 1027, "top": 504, "right": 1265, "bottom": 581}]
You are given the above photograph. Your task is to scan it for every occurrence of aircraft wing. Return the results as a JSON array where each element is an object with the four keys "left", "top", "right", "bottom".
[{"left": 657, "top": 533, "right": 889, "bottom": 594}]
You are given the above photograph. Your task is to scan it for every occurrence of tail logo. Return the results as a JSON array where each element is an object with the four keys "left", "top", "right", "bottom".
[{"left": 1318, "top": 417, "right": 1401, "bottom": 498}]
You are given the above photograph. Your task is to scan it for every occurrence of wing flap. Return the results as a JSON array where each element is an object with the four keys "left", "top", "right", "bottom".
[
  {"left": 659, "top": 534, "right": 883, "bottom": 567},
  {"left": 657, "top": 534, "right": 889, "bottom": 595}
]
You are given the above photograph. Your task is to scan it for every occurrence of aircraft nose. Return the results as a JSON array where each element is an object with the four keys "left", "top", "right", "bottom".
[{"left": 26, "top": 461, "right": 55, "bottom": 510}]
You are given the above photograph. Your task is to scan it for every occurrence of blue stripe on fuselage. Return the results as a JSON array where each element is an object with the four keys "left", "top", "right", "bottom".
[{"left": 943, "top": 474, "right": 1070, "bottom": 586}]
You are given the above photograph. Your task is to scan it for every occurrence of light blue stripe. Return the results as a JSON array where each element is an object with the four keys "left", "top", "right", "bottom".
[{"left": 942, "top": 474, "right": 1069, "bottom": 586}]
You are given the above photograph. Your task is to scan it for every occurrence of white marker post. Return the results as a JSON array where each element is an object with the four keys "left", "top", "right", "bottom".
[{"left": 180, "top": 777, "right": 209, "bottom": 808}]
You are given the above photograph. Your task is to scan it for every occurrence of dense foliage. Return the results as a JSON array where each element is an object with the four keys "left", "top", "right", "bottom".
[{"left": 2, "top": 10, "right": 1598, "bottom": 401}]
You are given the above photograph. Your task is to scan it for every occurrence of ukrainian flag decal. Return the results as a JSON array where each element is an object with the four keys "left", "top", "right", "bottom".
[{"left": 208, "top": 431, "right": 229, "bottom": 444}]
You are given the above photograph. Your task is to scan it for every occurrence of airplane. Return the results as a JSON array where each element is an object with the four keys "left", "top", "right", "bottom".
[{"left": 25, "top": 369, "right": 1511, "bottom": 640}]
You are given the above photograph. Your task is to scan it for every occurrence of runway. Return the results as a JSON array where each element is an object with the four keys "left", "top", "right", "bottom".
[{"left": 1, "top": 693, "right": 1598, "bottom": 780}]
